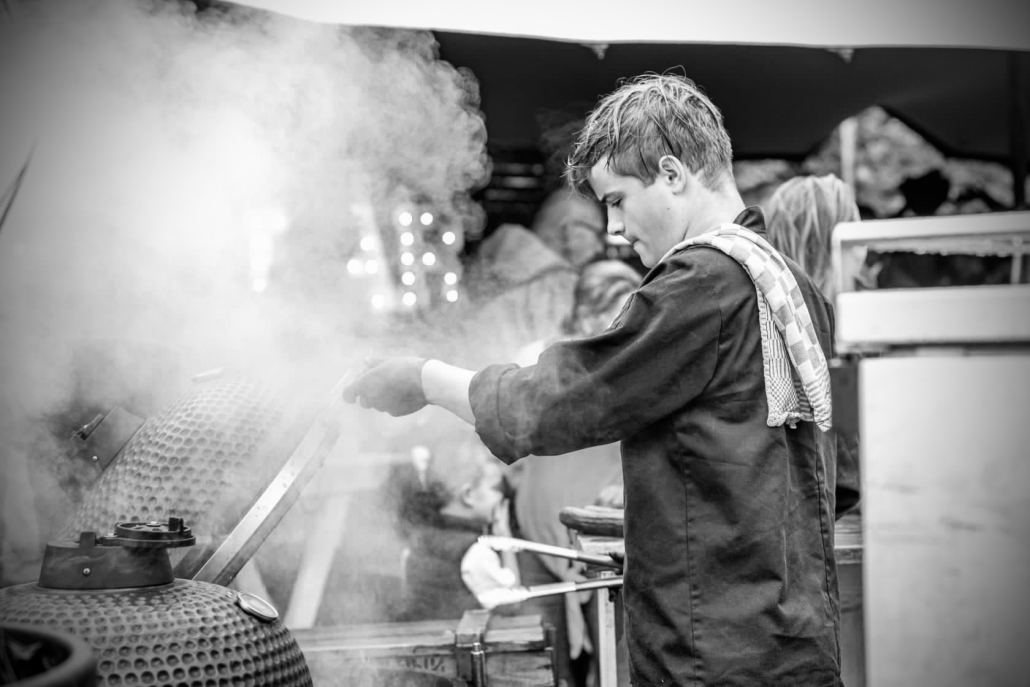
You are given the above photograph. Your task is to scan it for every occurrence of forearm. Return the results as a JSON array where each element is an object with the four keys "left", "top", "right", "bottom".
[{"left": 421, "top": 359, "right": 477, "bottom": 425}]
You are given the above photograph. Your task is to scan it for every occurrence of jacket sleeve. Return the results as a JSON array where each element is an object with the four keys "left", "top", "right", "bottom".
[{"left": 469, "top": 251, "right": 723, "bottom": 463}]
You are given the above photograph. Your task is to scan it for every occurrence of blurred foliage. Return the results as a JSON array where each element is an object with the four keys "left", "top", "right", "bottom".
[{"left": 735, "top": 106, "right": 1026, "bottom": 217}]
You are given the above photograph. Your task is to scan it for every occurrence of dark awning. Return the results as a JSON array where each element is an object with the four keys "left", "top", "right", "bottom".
[{"left": 434, "top": 34, "right": 1027, "bottom": 162}]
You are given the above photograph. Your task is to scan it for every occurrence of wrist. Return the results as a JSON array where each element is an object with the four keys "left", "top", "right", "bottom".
[
  {"left": 421, "top": 359, "right": 477, "bottom": 425},
  {"left": 420, "top": 359, "right": 439, "bottom": 401}
]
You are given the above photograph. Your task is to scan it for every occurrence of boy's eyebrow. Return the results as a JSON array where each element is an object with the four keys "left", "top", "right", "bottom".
[{"left": 600, "top": 192, "right": 618, "bottom": 204}]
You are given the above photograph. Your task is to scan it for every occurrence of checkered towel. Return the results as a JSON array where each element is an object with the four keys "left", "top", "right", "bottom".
[{"left": 667, "top": 224, "right": 833, "bottom": 431}]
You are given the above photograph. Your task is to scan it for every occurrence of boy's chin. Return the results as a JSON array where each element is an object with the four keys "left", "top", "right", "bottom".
[{"left": 636, "top": 251, "right": 655, "bottom": 268}]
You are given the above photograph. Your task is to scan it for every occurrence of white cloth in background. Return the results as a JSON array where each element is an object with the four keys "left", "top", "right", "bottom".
[
  {"left": 460, "top": 499, "right": 521, "bottom": 610},
  {"left": 460, "top": 542, "right": 519, "bottom": 609}
]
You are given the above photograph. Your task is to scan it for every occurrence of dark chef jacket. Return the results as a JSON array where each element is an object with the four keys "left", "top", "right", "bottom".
[{"left": 469, "top": 208, "right": 842, "bottom": 687}]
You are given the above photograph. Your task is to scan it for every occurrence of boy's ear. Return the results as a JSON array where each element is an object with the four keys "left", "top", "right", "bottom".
[
  {"left": 459, "top": 483, "right": 475, "bottom": 507},
  {"left": 657, "top": 155, "right": 690, "bottom": 193}
]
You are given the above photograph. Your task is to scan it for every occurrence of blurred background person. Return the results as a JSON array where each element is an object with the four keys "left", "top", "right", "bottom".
[
  {"left": 530, "top": 188, "right": 609, "bottom": 270},
  {"left": 874, "top": 168, "right": 1010, "bottom": 287},
  {"left": 876, "top": 168, "right": 952, "bottom": 288},
  {"left": 457, "top": 189, "right": 607, "bottom": 367},
  {"left": 765, "top": 174, "right": 866, "bottom": 516},
  {"left": 895, "top": 168, "right": 951, "bottom": 218},
  {"left": 511, "top": 259, "right": 642, "bottom": 687},
  {"left": 765, "top": 174, "right": 878, "bottom": 304},
  {"left": 381, "top": 421, "right": 516, "bottom": 622}
]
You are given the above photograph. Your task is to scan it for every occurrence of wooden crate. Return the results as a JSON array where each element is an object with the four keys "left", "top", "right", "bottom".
[{"left": 293, "top": 610, "right": 557, "bottom": 687}]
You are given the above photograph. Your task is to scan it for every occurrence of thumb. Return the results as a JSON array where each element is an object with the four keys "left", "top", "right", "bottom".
[
  {"left": 343, "top": 357, "right": 385, "bottom": 403},
  {"left": 342, "top": 375, "right": 365, "bottom": 403}
]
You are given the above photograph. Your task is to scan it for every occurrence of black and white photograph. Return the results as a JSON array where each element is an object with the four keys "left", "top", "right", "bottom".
[{"left": 1, "top": 1, "right": 1028, "bottom": 685}]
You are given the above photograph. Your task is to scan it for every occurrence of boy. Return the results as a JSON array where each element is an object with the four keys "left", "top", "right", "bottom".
[{"left": 345, "top": 74, "right": 841, "bottom": 687}]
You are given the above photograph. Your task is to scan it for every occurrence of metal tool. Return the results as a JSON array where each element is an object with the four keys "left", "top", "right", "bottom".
[
  {"left": 478, "top": 575, "right": 624, "bottom": 608},
  {"left": 479, "top": 534, "right": 622, "bottom": 570},
  {"left": 455, "top": 609, "right": 491, "bottom": 687},
  {"left": 186, "top": 372, "right": 355, "bottom": 586}
]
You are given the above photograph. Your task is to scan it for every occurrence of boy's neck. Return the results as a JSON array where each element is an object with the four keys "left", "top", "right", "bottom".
[{"left": 683, "top": 185, "right": 747, "bottom": 241}]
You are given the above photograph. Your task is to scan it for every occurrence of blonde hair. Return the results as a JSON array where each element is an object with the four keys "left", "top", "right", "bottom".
[
  {"left": 765, "top": 175, "right": 861, "bottom": 302},
  {"left": 566, "top": 73, "right": 733, "bottom": 195}
]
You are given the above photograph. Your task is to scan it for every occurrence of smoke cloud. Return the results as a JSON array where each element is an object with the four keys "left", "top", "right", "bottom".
[{"left": 0, "top": 0, "right": 490, "bottom": 607}]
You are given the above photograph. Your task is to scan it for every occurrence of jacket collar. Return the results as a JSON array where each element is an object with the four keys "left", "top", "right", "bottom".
[{"left": 733, "top": 206, "right": 768, "bottom": 236}]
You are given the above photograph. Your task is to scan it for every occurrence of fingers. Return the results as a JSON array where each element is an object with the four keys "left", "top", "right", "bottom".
[
  {"left": 340, "top": 357, "right": 427, "bottom": 417},
  {"left": 342, "top": 376, "right": 381, "bottom": 411},
  {"left": 342, "top": 358, "right": 383, "bottom": 403},
  {"left": 342, "top": 371, "right": 372, "bottom": 404},
  {"left": 341, "top": 378, "right": 361, "bottom": 403},
  {"left": 342, "top": 383, "right": 371, "bottom": 408},
  {"left": 342, "top": 369, "right": 378, "bottom": 410},
  {"left": 342, "top": 388, "right": 373, "bottom": 410}
]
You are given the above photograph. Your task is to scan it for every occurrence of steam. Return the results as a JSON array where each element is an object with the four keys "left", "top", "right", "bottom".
[{"left": 0, "top": 0, "right": 490, "bottom": 600}]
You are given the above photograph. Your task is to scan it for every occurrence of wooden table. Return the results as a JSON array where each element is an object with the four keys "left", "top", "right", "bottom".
[{"left": 293, "top": 610, "right": 557, "bottom": 687}]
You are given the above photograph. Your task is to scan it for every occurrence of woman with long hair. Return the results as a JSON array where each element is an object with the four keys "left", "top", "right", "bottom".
[
  {"left": 765, "top": 174, "right": 876, "bottom": 304},
  {"left": 766, "top": 173, "right": 863, "bottom": 516}
]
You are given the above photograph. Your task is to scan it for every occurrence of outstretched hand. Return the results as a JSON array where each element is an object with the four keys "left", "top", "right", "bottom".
[{"left": 342, "top": 357, "right": 429, "bottom": 416}]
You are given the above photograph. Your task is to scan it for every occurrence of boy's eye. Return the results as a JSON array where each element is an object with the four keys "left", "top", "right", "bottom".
[{"left": 609, "top": 198, "right": 622, "bottom": 209}]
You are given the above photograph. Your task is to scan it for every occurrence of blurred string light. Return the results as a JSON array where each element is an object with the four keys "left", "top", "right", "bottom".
[
  {"left": 384, "top": 205, "right": 465, "bottom": 311},
  {"left": 345, "top": 202, "right": 392, "bottom": 312}
]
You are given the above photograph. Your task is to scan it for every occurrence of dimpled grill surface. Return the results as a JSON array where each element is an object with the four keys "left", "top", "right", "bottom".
[
  {"left": 60, "top": 377, "right": 287, "bottom": 540},
  {"left": 0, "top": 580, "right": 312, "bottom": 687}
]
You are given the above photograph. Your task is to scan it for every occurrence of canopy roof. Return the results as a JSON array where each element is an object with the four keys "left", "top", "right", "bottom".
[
  {"left": 231, "top": 0, "right": 1030, "bottom": 162},
  {"left": 435, "top": 35, "right": 1026, "bottom": 161},
  {"left": 234, "top": 0, "right": 1030, "bottom": 52}
]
